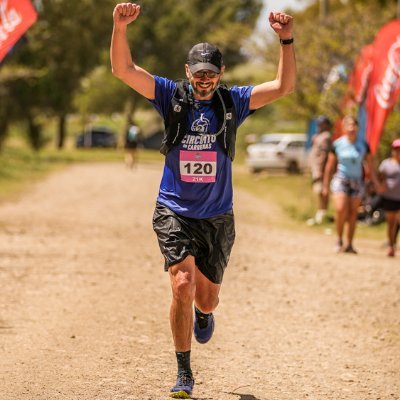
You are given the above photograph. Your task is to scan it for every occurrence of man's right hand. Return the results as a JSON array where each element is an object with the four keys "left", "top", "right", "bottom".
[{"left": 113, "top": 3, "right": 141, "bottom": 27}]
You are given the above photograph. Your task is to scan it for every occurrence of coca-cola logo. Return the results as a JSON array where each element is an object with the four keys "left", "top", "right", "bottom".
[
  {"left": 356, "top": 62, "right": 372, "bottom": 104},
  {"left": 375, "top": 36, "right": 400, "bottom": 109},
  {"left": 0, "top": 0, "right": 22, "bottom": 44}
]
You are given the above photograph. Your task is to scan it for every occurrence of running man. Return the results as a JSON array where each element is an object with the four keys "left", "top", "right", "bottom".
[{"left": 110, "top": 3, "right": 296, "bottom": 397}]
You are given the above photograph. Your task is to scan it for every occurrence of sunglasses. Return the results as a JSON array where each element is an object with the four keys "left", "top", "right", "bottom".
[{"left": 191, "top": 70, "right": 220, "bottom": 79}]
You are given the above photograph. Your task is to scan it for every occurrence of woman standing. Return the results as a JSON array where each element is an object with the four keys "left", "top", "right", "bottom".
[
  {"left": 323, "top": 116, "right": 379, "bottom": 253},
  {"left": 378, "top": 139, "right": 400, "bottom": 257}
]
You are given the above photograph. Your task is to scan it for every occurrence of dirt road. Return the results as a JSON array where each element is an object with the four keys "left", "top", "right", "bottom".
[{"left": 0, "top": 162, "right": 399, "bottom": 400}]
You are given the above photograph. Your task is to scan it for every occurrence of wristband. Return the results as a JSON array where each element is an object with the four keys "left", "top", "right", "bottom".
[{"left": 280, "top": 38, "right": 294, "bottom": 45}]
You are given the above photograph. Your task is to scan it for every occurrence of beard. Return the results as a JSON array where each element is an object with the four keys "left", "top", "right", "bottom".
[{"left": 189, "top": 77, "right": 220, "bottom": 99}]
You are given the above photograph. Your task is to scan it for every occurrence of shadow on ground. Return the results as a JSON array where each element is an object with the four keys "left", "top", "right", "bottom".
[
  {"left": 226, "top": 392, "right": 261, "bottom": 400},
  {"left": 0, "top": 319, "right": 13, "bottom": 334}
]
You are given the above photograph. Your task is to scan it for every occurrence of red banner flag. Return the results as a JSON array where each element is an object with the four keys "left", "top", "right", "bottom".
[
  {"left": 333, "top": 44, "right": 374, "bottom": 140},
  {"left": 366, "top": 19, "right": 400, "bottom": 154},
  {"left": 348, "top": 44, "right": 374, "bottom": 105},
  {"left": 0, "top": 0, "right": 38, "bottom": 62}
]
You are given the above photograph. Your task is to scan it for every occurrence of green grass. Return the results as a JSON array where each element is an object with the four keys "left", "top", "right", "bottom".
[
  {"left": 233, "top": 166, "right": 386, "bottom": 241},
  {"left": 0, "top": 144, "right": 162, "bottom": 203},
  {"left": 234, "top": 171, "right": 315, "bottom": 221}
]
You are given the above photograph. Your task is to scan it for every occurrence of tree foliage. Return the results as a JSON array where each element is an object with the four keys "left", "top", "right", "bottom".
[
  {"left": 271, "top": 0, "right": 400, "bottom": 158},
  {"left": 2, "top": 0, "right": 399, "bottom": 153},
  {"left": 76, "top": 0, "right": 263, "bottom": 133},
  {"left": 261, "top": 0, "right": 400, "bottom": 153},
  {"left": 0, "top": 0, "right": 262, "bottom": 149},
  {"left": 281, "top": 1, "right": 397, "bottom": 122},
  {"left": 1, "top": 0, "right": 115, "bottom": 149}
]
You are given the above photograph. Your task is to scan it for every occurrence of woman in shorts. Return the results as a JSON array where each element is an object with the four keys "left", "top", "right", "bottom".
[
  {"left": 322, "top": 116, "right": 379, "bottom": 254},
  {"left": 378, "top": 139, "right": 400, "bottom": 257}
]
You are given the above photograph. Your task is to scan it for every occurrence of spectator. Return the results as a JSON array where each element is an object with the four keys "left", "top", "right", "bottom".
[
  {"left": 378, "top": 138, "right": 400, "bottom": 257},
  {"left": 307, "top": 115, "right": 332, "bottom": 225},
  {"left": 322, "top": 115, "right": 379, "bottom": 254},
  {"left": 124, "top": 124, "right": 140, "bottom": 168}
]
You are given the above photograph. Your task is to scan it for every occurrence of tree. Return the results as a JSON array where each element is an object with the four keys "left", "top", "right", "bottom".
[
  {"left": 272, "top": 1, "right": 397, "bottom": 123},
  {"left": 77, "top": 0, "right": 263, "bottom": 134},
  {"left": 4, "top": 0, "right": 115, "bottom": 149},
  {"left": 3, "top": 0, "right": 262, "bottom": 149},
  {"left": 116, "top": 0, "right": 262, "bottom": 128},
  {"left": 0, "top": 65, "right": 44, "bottom": 151}
]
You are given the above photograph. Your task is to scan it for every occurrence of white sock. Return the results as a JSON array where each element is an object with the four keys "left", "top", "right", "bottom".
[{"left": 315, "top": 209, "right": 326, "bottom": 223}]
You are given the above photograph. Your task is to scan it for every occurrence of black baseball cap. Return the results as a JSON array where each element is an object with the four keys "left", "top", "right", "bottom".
[{"left": 187, "top": 43, "right": 223, "bottom": 74}]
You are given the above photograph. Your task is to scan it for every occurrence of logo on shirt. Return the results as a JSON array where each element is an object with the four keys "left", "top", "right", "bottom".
[
  {"left": 174, "top": 105, "right": 182, "bottom": 112},
  {"left": 181, "top": 134, "right": 216, "bottom": 151},
  {"left": 191, "top": 113, "right": 210, "bottom": 133}
]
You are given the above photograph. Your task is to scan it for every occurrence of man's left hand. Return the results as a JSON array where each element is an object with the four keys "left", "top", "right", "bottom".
[{"left": 269, "top": 12, "right": 293, "bottom": 40}]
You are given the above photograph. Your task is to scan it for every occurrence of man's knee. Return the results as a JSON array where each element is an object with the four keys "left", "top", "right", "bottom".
[
  {"left": 171, "top": 270, "right": 196, "bottom": 303},
  {"left": 195, "top": 294, "right": 218, "bottom": 314},
  {"left": 195, "top": 302, "right": 214, "bottom": 315}
]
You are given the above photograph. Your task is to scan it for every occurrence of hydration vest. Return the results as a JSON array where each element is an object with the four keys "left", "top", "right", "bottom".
[{"left": 159, "top": 80, "right": 238, "bottom": 160}]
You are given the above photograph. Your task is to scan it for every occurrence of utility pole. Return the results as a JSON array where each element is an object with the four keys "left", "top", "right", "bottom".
[{"left": 319, "top": 0, "right": 329, "bottom": 20}]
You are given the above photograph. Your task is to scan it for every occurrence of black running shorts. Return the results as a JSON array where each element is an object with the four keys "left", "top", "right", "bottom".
[
  {"left": 152, "top": 203, "right": 235, "bottom": 284},
  {"left": 381, "top": 196, "right": 400, "bottom": 212}
]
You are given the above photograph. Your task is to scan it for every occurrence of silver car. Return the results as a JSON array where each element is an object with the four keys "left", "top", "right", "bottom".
[{"left": 246, "top": 133, "right": 308, "bottom": 174}]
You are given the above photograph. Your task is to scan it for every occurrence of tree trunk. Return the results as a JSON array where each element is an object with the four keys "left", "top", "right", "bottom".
[
  {"left": 0, "top": 119, "right": 8, "bottom": 152},
  {"left": 319, "top": 0, "right": 329, "bottom": 20},
  {"left": 27, "top": 114, "right": 42, "bottom": 151},
  {"left": 57, "top": 114, "right": 66, "bottom": 149},
  {"left": 124, "top": 96, "right": 136, "bottom": 132}
]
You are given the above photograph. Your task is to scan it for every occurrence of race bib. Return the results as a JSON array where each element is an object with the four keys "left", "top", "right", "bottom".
[{"left": 179, "top": 150, "right": 217, "bottom": 183}]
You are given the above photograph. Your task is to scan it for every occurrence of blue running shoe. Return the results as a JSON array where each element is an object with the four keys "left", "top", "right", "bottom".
[
  {"left": 170, "top": 372, "right": 194, "bottom": 398},
  {"left": 194, "top": 307, "right": 215, "bottom": 344}
]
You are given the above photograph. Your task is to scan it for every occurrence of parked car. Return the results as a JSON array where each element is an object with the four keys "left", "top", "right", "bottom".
[
  {"left": 141, "top": 129, "right": 163, "bottom": 150},
  {"left": 246, "top": 133, "right": 307, "bottom": 174},
  {"left": 76, "top": 126, "right": 118, "bottom": 148}
]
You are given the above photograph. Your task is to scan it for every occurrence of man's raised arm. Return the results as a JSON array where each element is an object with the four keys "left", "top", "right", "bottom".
[
  {"left": 110, "top": 3, "right": 155, "bottom": 100},
  {"left": 249, "top": 12, "right": 296, "bottom": 110}
]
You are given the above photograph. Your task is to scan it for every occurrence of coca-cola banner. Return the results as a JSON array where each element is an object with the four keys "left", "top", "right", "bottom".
[
  {"left": 0, "top": 0, "right": 38, "bottom": 62},
  {"left": 333, "top": 44, "right": 374, "bottom": 141},
  {"left": 349, "top": 44, "right": 374, "bottom": 105},
  {"left": 366, "top": 19, "right": 400, "bottom": 154}
]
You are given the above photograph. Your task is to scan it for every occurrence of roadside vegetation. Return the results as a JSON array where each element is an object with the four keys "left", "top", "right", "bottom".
[
  {"left": 1, "top": 0, "right": 399, "bottom": 156},
  {"left": 0, "top": 138, "right": 386, "bottom": 241},
  {"left": 1, "top": 0, "right": 396, "bottom": 244},
  {"left": 233, "top": 167, "right": 386, "bottom": 240}
]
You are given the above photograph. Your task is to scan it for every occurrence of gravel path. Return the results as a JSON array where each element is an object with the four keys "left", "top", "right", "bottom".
[{"left": 0, "top": 162, "right": 399, "bottom": 400}]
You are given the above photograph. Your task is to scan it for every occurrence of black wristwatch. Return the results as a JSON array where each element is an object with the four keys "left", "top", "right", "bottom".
[{"left": 280, "top": 38, "right": 294, "bottom": 45}]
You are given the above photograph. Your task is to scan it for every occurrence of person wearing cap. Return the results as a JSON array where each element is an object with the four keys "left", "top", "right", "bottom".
[
  {"left": 322, "top": 115, "right": 380, "bottom": 254},
  {"left": 377, "top": 139, "right": 400, "bottom": 257},
  {"left": 307, "top": 116, "right": 332, "bottom": 225},
  {"left": 110, "top": 2, "right": 296, "bottom": 397}
]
